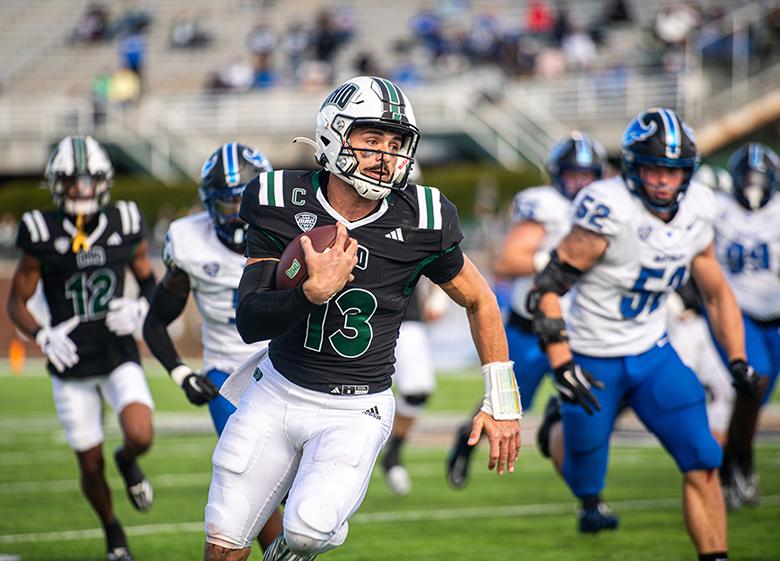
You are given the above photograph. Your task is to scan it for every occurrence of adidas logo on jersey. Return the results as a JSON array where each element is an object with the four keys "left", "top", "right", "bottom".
[
  {"left": 107, "top": 232, "right": 122, "bottom": 246},
  {"left": 384, "top": 228, "right": 404, "bottom": 242},
  {"left": 362, "top": 406, "right": 382, "bottom": 420}
]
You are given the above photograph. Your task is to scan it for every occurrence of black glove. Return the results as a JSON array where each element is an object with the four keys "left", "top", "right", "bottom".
[
  {"left": 553, "top": 361, "right": 604, "bottom": 415},
  {"left": 728, "top": 359, "right": 761, "bottom": 399},
  {"left": 182, "top": 373, "right": 220, "bottom": 406}
]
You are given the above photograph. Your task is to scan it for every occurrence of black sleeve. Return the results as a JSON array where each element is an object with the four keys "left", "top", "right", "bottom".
[
  {"left": 440, "top": 196, "right": 464, "bottom": 251},
  {"left": 142, "top": 282, "right": 188, "bottom": 373},
  {"left": 245, "top": 225, "right": 285, "bottom": 259},
  {"left": 235, "top": 260, "right": 319, "bottom": 343},
  {"left": 422, "top": 244, "right": 465, "bottom": 284}
]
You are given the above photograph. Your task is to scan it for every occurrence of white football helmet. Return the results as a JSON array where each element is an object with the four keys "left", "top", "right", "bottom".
[
  {"left": 313, "top": 76, "right": 420, "bottom": 200},
  {"left": 45, "top": 135, "right": 114, "bottom": 216}
]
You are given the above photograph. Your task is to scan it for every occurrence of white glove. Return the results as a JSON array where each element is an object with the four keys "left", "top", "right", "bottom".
[
  {"left": 106, "top": 297, "right": 149, "bottom": 336},
  {"left": 36, "top": 316, "right": 80, "bottom": 373}
]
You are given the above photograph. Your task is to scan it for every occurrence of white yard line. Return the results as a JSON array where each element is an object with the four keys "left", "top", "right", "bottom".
[{"left": 2, "top": 495, "right": 779, "bottom": 545}]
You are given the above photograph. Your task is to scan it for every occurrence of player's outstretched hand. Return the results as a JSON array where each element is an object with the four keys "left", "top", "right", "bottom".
[
  {"left": 468, "top": 411, "right": 521, "bottom": 476},
  {"left": 553, "top": 360, "right": 603, "bottom": 415},
  {"left": 729, "top": 359, "right": 762, "bottom": 399},
  {"left": 36, "top": 316, "right": 80, "bottom": 373},
  {"left": 106, "top": 297, "right": 149, "bottom": 336},
  {"left": 301, "top": 223, "right": 358, "bottom": 305}
]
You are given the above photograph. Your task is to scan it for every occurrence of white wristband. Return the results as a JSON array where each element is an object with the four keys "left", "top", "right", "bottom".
[
  {"left": 480, "top": 361, "right": 523, "bottom": 420},
  {"left": 170, "top": 364, "right": 193, "bottom": 387},
  {"left": 532, "top": 250, "right": 551, "bottom": 273}
]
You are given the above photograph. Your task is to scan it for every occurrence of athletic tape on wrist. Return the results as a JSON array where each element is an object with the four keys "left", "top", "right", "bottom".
[
  {"left": 480, "top": 361, "right": 523, "bottom": 420},
  {"left": 170, "top": 364, "right": 193, "bottom": 387},
  {"left": 532, "top": 250, "right": 551, "bottom": 273}
]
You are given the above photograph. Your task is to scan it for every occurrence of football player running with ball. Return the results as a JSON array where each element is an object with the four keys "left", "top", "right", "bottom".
[
  {"left": 202, "top": 76, "right": 522, "bottom": 561},
  {"left": 528, "top": 109, "right": 757, "bottom": 561},
  {"left": 142, "top": 142, "right": 284, "bottom": 548},
  {"left": 7, "top": 136, "right": 156, "bottom": 561},
  {"left": 711, "top": 143, "right": 780, "bottom": 509}
]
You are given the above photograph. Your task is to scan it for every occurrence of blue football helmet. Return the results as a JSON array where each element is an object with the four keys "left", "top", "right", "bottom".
[
  {"left": 621, "top": 108, "right": 699, "bottom": 213},
  {"left": 727, "top": 142, "right": 779, "bottom": 211},
  {"left": 546, "top": 131, "right": 606, "bottom": 199},
  {"left": 199, "top": 142, "right": 272, "bottom": 252}
]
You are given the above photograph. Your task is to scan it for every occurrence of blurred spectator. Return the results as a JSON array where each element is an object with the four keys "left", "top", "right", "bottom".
[
  {"left": 71, "top": 2, "right": 110, "bottom": 44},
  {"left": 118, "top": 30, "right": 147, "bottom": 85},
  {"left": 311, "top": 10, "right": 345, "bottom": 83},
  {"left": 111, "top": 2, "right": 153, "bottom": 37},
  {"left": 535, "top": 46, "right": 566, "bottom": 78},
  {"left": 282, "top": 22, "right": 309, "bottom": 84},
  {"left": 525, "top": 0, "right": 554, "bottom": 35},
  {"left": 562, "top": 24, "right": 597, "bottom": 70},
  {"left": 252, "top": 52, "right": 278, "bottom": 89},
  {"left": 410, "top": 8, "right": 447, "bottom": 59},
  {"left": 354, "top": 51, "right": 382, "bottom": 77},
  {"left": 552, "top": 7, "right": 572, "bottom": 46},
  {"left": 655, "top": 3, "right": 700, "bottom": 48},
  {"left": 206, "top": 60, "right": 254, "bottom": 94},
  {"left": 170, "top": 13, "right": 212, "bottom": 49},
  {"left": 90, "top": 69, "right": 112, "bottom": 128},
  {"left": 333, "top": 2, "right": 357, "bottom": 46},
  {"left": 601, "top": 0, "right": 632, "bottom": 24},
  {"left": 108, "top": 67, "right": 141, "bottom": 106},
  {"left": 247, "top": 23, "right": 277, "bottom": 57}
]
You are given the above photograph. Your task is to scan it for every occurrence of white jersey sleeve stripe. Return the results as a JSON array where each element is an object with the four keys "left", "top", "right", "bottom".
[
  {"left": 116, "top": 201, "right": 131, "bottom": 234},
  {"left": 272, "top": 170, "right": 285, "bottom": 208},
  {"left": 416, "top": 185, "right": 427, "bottom": 229},
  {"left": 431, "top": 186, "right": 442, "bottom": 230},
  {"left": 128, "top": 201, "right": 141, "bottom": 234},
  {"left": 32, "top": 210, "right": 50, "bottom": 242},
  {"left": 22, "top": 212, "right": 39, "bottom": 243},
  {"left": 258, "top": 173, "right": 269, "bottom": 206}
]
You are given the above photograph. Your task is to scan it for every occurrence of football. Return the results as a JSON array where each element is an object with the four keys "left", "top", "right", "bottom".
[{"left": 274, "top": 224, "right": 341, "bottom": 289}]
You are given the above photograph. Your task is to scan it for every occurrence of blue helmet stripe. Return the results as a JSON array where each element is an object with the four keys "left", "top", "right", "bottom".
[
  {"left": 659, "top": 109, "right": 681, "bottom": 158},
  {"left": 575, "top": 135, "right": 593, "bottom": 166},
  {"left": 748, "top": 143, "right": 764, "bottom": 170},
  {"left": 222, "top": 142, "right": 240, "bottom": 186}
]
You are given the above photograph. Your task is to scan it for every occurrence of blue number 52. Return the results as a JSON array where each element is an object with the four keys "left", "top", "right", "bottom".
[{"left": 575, "top": 194, "right": 611, "bottom": 230}]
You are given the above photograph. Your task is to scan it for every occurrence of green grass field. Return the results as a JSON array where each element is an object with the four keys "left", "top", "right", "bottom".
[{"left": 1, "top": 364, "right": 779, "bottom": 561}]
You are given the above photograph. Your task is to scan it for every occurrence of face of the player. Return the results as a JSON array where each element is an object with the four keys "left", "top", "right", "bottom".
[
  {"left": 639, "top": 165, "right": 685, "bottom": 205},
  {"left": 561, "top": 169, "right": 598, "bottom": 198},
  {"left": 214, "top": 194, "right": 242, "bottom": 225},
  {"left": 63, "top": 175, "right": 101, "bottom": 214},
  {"left": 349, "top": 127, "right": 406, "bottom": 184}
]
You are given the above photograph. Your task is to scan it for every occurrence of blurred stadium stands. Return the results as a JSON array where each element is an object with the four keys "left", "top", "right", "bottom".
[{"left": 1, "top": 0, "right": 778, "bottom": 181}]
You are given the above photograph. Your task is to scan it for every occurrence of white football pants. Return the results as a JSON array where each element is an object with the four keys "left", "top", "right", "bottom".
[{"left": 205, "top": 356, "right": 394, "bottom": 553}]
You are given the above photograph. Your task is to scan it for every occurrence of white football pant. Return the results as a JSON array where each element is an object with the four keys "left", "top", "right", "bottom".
[
  {"left": 205, "top": 356, "right": 394, "bottom": 553},
  {"left": 51, "top": 361, "right": 154, "bottom": 452}
]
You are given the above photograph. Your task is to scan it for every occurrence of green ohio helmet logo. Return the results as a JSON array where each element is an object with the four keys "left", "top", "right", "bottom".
[{"left": 285, "top": 258, "right": 301, "bottom": 279}]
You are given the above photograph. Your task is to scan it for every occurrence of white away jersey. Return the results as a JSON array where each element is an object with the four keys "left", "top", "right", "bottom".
[
  {"left": 567, "top": 177, "right": 715, "bottom": 356},
  {"left": 508, "top": 186, "right": 572, "bottom": 318},
  {"left": 164, "top": 213, "right": 267, "bottom": 372},
  {"left": 713, "top": 192, "right": 780, "bottom": 320}
]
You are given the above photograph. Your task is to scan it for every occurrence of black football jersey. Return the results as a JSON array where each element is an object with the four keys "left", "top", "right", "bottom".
[
  {"left": 16, "top": 202, "right": 145, "bottom": 379},
  {"left": 240, "top": 170, "right": 464, "bottom": 394}
]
